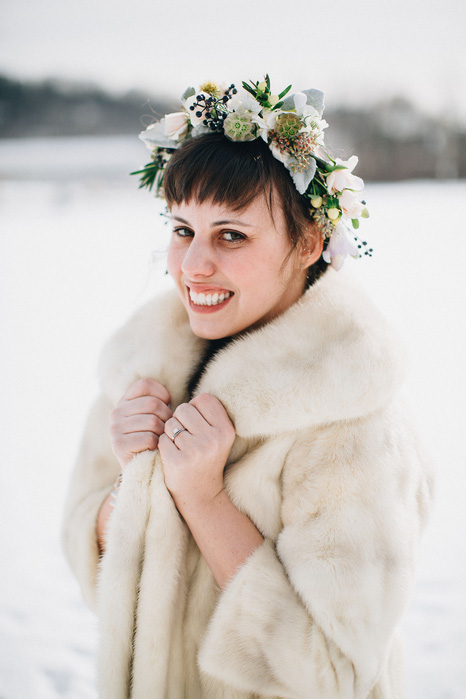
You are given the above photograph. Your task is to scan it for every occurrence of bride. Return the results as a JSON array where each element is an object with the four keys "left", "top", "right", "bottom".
[{"left": 63, "top": 76, "right": 432, "bottom": 698}]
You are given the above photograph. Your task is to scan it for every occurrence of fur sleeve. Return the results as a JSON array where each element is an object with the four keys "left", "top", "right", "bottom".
[
  {"left": 61, "top": 394, "right": 120, "bottom": 610},
  {"left": 199, "top": 414, "right": 433, "bottom": 698},
  {"left": 199, "top": 538, "right": 359, "bottom": 698}
]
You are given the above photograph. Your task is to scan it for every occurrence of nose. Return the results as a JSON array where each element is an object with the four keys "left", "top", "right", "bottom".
[{"left": 181, "top": 237, "right": 216, "bottom": 278}]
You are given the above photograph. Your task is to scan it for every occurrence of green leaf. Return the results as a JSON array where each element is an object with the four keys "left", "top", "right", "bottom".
[
  {"left": 352, "top": 218, "right": 360, "bottom": 229},
  {"left": 265, "top": 74, "right": 270, "bottom": 90},
  {"left": 278, "top": 84, "right": 292, "bottom": 100},
  {"left": 242, "top": 81, "right": 256, "bottom": 97},
  {"left": 130, "top": 161, "right": 161, "bottom": 192},
  {"left": 272, "top": 100, "right": 284, "bottom": 111}
]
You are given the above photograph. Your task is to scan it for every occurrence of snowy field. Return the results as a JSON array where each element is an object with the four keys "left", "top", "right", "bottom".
[{"left": 1, "top": 136, "right": 465, "bottom": 698}]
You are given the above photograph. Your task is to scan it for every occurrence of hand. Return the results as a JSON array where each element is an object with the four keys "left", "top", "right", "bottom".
[
  {"left": 158, "top": 393, "right": 236, "bottom": 511},
  {"left": 110, "top": 378, "right": 172, "bottom": 469}
]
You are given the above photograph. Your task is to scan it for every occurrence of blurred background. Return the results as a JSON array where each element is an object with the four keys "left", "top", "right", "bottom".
[{"left": 1, "top": 0, "right": 465, "bottom": 697}]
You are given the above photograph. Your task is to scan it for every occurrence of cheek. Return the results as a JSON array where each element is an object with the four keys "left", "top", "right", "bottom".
[{"left": 166, "top": 245, "right": 182, "bottom": 278}]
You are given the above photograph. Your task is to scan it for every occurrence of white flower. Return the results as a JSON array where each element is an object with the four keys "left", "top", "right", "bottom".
[
  {"left": 293, "top": 92, "right": 314, "bottom": 116},
  {"left": 338, "top": 189, "right": 364, "bottom": 219},
  {"left": 293, "top": 92, "right": 328, "bottom": 144},
  {"left": 251, "top": 109, "right": 277, "bottom": 141},
  {"left": 139, "top": 120, "right": 179, "bottom": 150},
  {"left": 322, "top": 222, "right": 359, "bottom": 270},
  {"left": 326, "top": 156, "right": 364, "bottom": 194},
  {"left": 228, "top": 88, "right": 262, "bottom": 115},
  {"left": 163, "top": 111, "right": 189, "bottom": 141}
]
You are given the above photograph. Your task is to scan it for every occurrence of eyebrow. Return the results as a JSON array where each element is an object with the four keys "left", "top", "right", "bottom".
[{"left": 171, "top": 215, "right": 253, "bottom": 227}]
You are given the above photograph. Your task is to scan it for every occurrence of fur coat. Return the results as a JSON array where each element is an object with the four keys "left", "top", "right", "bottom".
[{"left": 62, "top": 269, "right": 433, "bottom": 698}]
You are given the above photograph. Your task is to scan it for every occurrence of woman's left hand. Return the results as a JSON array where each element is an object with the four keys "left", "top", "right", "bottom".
[{"left": 158, "top": 393, "right": 236, "bottom": 511}]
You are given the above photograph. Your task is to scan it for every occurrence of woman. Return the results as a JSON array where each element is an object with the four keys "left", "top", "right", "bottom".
[{"left": 62, "top": 77, "right": 432, "bottom": 698}]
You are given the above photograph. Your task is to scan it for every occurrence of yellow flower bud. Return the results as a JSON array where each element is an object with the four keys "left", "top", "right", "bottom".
[
  {"left": 268, "top": 95, "right": 279, "bottom": 106},
  {"left": 327, "top": 207, "right": 340, "bottom": 220},
  {"left": 257, "top": 81, "right": 267, "bottom": 91},
  {"left": 310, "top": 196, "right": 323, "bottom": 208},
  {"left": 199, "top": 81, "right": 219, "bottom": 95}
]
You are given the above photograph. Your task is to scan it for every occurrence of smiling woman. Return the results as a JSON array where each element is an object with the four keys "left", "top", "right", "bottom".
[
  {"left": 167, "top": 195, "right": 322, "bottom": 339},
  {"left": 62, "top": 77, "right": 433, "bottom": 698}
]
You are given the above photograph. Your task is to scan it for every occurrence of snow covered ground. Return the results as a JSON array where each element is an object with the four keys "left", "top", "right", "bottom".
[{"left": 1, "top": 137, "right": 465, "bottom": 698}]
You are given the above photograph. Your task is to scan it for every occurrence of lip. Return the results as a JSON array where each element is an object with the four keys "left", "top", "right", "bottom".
[{"left": 185, "top": 283, "right": 232, "bottom": 294}]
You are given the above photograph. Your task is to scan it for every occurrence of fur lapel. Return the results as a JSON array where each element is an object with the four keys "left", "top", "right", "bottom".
[
  {"left": 199, "top": 269, "right": 404, "bottom": 438},
  {"left": 99, "top": 269, "right": 404, "bottom": 439}
]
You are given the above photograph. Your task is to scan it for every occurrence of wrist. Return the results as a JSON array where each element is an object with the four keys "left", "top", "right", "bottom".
[{"left": 174, "top": 484, "right": 227, "bottom": 519}]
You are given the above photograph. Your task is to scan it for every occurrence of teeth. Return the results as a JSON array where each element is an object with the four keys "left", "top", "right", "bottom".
[{"left": 189, "top": 290, "right": 231, "bottom": 306}]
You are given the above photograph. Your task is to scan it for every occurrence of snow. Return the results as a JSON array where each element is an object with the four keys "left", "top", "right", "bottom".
[{"left": 1, "top": 137, "right": 465, "bottom": 698}]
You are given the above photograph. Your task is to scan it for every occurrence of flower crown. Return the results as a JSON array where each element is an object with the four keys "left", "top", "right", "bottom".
[{"left": 133, "top": 76, "right": 371, "bottom": 270}]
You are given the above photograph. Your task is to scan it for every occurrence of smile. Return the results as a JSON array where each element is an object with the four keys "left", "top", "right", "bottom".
[{"left": 189, "top": 290, "right": 233, "bottom": 307}]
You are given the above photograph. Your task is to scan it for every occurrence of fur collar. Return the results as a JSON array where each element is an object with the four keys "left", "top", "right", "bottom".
[{"left": 99, "top": 269, "right": 404, "bottom": 439}]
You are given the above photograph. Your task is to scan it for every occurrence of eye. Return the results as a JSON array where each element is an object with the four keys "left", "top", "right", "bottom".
[
  {"left": 221, "top": 231, "right": 246, "bottom": 243},
  {"left": 172, "top": 226, "right": 193, "bottom": 238}
]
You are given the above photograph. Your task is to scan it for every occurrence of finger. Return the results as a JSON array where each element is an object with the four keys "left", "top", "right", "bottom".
[
  {"left": 124, "top": 378, "right": 170, "bottom": 405},
  {"left": 117, "top": 413, "right": 166, "bottom": 436},
  {"left": 158, "top": 432, "right": 179, "bottom": 457},
  {"left": 189, "top": 393, "right": 233, "bottom": 429},
  {"left": 119, "top": 396, "right": 172, "bottom": 422},
  {"left": 164, "top": 416, "right": 191, "bottom": 441},
  {"left": 173, "top": 402, "right": 210, "bottom": 433},
  {"left": 114, "top": 431, "right": 159, "bottom": 461}
]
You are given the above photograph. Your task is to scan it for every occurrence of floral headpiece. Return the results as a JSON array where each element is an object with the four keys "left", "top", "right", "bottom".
[{"left": 133, "top": 76, "right": 371, "bottom": 270}]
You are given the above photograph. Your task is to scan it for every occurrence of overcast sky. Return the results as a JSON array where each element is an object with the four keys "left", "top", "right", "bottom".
[{"left": 2, "top": 0, "right": 465, "bottom": 122}]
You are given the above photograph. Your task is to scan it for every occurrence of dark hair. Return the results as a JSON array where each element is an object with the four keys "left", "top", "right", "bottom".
[{"left": 163, "top": 133, "right": 327, "bottom": 283}]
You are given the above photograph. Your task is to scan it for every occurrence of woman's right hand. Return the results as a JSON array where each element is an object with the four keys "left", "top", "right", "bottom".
[{"left": 110, "top": 378, "right": 172, "bottom": 469}]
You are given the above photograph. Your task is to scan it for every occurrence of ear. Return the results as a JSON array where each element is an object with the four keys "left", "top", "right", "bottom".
[{"left": 298, "top": 225, "right": 324, "bottom": 270}]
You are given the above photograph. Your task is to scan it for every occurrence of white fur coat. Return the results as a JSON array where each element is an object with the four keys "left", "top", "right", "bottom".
[{"left": 62, "top": 269, "right": 433, "bottom": 698}]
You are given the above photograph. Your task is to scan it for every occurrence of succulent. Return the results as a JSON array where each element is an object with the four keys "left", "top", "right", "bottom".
[{"left": 274, "top": 113, "right": 302, "bottom": 139}]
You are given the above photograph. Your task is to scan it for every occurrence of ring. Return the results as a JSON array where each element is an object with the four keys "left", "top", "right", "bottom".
[{"left": 171, "top": 426, "right": 188, "bottom": 444}]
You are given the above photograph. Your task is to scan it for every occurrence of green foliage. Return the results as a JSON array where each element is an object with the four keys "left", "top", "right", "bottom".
[
  {"left": 130, "top": 161, "right": 160, "bottom": 191},
  {"left": 241, "top": 75, "right": 291, "bottom": 111}
]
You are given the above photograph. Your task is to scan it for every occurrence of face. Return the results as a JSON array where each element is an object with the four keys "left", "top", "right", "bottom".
[{"left": 167, "top": 194, "right": 315, "bottom": 339}]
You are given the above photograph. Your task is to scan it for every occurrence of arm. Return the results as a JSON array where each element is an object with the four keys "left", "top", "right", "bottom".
[
  {"left": 175, "top": 489, "right": 263, "bottom": 590},
  {"left": 158, "top": 393, "right": 263, "bottom": 589}
]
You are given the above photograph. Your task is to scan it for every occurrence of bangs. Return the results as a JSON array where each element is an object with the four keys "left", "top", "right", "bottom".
[{"left": 163, "top": 133, "right": 288, "bottom": 212}]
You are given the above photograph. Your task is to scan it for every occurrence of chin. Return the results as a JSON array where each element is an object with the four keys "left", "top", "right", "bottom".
[{"left": 189, "top": 323, "right": 230, "bottom": 340}]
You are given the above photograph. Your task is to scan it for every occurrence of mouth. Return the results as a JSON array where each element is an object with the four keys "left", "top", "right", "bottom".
[{"left": 187, "top": 286, "right": 234, "bottom": 312}]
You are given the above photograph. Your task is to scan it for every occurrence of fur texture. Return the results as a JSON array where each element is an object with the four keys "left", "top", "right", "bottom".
[{"left": 62, "top": 269, "right": 433, "bottom": 698}]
